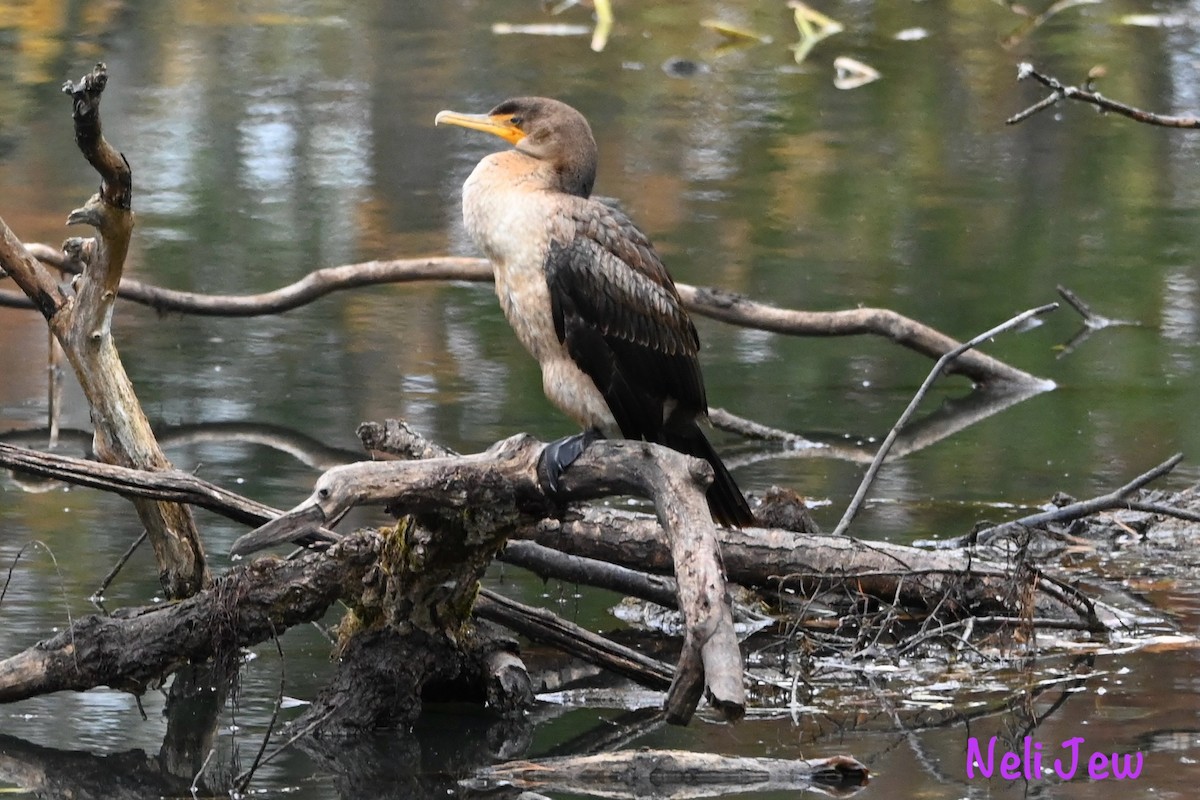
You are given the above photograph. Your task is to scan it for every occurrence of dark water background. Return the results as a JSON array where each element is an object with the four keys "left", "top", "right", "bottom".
[{"left": 1, "top": 1, "right": 1198, "bottom": 797}]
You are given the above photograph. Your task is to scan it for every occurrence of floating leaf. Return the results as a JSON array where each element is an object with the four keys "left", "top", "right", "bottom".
[
  {"left": 833, "top": 56, "right": 880, "bottom": 90},
  {"left": 701, "top": 19, "right": 772, "bottom": 45},
  {"left": 591, "top": 0, "right": 613, "bottom": 52},
  {"left": 787, "top": 1, "right": 843, "bottom": 64},
  {"left": 1119, "top": 14, "right": 1188, "bottom": 28},
  {"left": 492, "top": 22, "right": 590, "bottom": 37}
]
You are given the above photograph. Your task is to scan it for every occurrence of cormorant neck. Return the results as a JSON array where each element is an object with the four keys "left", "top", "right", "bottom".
[{"left": 551, "top": 149, "right": 596, "bottom": 198}]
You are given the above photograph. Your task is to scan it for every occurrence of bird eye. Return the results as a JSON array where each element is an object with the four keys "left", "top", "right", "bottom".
[{"left": 510, "top": 116, "right": 524, "bottom": 127}]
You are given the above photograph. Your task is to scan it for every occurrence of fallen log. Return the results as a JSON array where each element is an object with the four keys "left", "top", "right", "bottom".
[
  {"left": 516, "top": 508, "right": 1115, "bottom": 630},
  {"left": 472, "top": 749, "right": 870, "bottom": 798},
  {"left": 0, "top": 535, "right": 379, "bottom": 703},
  {"left": 0, "top": 431, "right": 745, "bottom": 727},
  {"left": 2, "top": 413, "right": 1146, "bottom": 737}
]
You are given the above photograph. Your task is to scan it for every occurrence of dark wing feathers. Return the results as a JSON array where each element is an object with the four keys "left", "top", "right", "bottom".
[
  {"left": 546, "top": 199, "right": 756, "bottom": 528},
  {"left": 546, "top": 202, "right": 706, "bottom": 442}
]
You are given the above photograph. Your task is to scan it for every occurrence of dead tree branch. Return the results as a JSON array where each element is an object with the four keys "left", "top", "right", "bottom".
[
  {"left": 1007, "top": 62, "right": 1200, "bottom": 127},
  {"left": 0, "top": 245, "right": 1049, "bottom": 391},
  {"left": 1, "top": 433, "right": 1128, "bottom": 631},
  {"left": 0, "top": 423, "right": 1153, "bottom": 730},
  {"left": 475, "top": 589, "right": 676, "bottom": 689},
  {"left": 0, "top": 441, "right": 339, "bottom": 548},
  {"left": 0, "top": 64, "right": 207, "bottom": 598},
  {"left": 0, "top": 535, "right": 380, "bottom": 703},
  {"left": 964, "top": 453, "right": 1184, "bottom": 548},
  {"left": 516, "top": 508, "right": 1128, "bottom": 631},
  {"left": 1054, "top": 284, "right": 1141, "bottom": 358},
  {"left": 674, "top": 283, "right": 1050, "bottom": 389}
]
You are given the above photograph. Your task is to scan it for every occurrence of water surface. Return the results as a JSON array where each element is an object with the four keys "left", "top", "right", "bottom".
[{"left": 1, "top": 1, "right": 1198, "bottom": 797}]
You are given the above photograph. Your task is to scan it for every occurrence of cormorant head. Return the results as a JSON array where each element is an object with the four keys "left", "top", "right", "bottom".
[{"left": 436, "top": 96, "right": 597, "bottom": 198}]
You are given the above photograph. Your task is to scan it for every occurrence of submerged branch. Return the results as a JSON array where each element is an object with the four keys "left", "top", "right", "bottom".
[
  {"left": 475, "top": 749, "right": 870, "bottom": 797},
  {"left": 966, "top": 453, "right": 1185, "bottom": 548}
]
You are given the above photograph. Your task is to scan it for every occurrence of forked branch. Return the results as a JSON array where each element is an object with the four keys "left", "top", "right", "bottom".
[{"left": 1008, "top": 62, "right": 1200, "bottom": 127}]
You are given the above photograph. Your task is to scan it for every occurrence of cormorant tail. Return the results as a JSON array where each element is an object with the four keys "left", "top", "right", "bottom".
[{"left": 663, "top": 421, "right": 754, "bottom": 528}]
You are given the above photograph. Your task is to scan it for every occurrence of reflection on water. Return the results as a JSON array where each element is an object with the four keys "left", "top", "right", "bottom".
[{"left": 2, "top": 0, "right": 1200, "bottom": 797}]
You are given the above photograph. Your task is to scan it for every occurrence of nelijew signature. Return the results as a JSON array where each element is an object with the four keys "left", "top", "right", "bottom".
[{"left": 967, "top": 736, "right": 1143, "bottom": 781}]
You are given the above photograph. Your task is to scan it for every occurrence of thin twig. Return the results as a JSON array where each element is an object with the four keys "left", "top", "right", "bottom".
[
  {"left": 189, "top": 746, "right": 217, "bottom": 797},
  {"left": 232, "top": 706, "right": 338, "bottom": 783},
  {"left": 832, "top": 302, "right": 1059, "bottom": 536},
  {"left": 1, "top": 541, "right": 76, "bottom": 669},
  {"left": 971, "top": 453, "right": 1184, "bottom": 547},
  {"left": 708, "top": 406, "right": 825, "bottom": 448},
  {"left": 1056, "top": 285, "right": 1138, "bottom": 330},
  {"left": 90, "top": 529, "right": 148, "bottom": 602},
  {"left": 235, "top": 625, "right": 286, "bottom": 794},
  {"left": 1124, "top": 500, "right": 1200, "bottom": 524}
]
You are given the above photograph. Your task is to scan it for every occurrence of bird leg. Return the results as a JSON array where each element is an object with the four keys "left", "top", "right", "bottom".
[{"left": 537, "top": 428, "right": 603, "bottom": 495}]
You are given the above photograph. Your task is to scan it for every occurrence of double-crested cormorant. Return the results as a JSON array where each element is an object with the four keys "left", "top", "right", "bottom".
[{"left": 436, "top": 97, "right": 753, "bottom": 527}]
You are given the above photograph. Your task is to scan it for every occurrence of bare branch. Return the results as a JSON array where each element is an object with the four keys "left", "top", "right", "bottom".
[
  {"left": 475, "top": 589, "right": 675, "bottom": 689},
  {"left": 0, "top": 536, "right": 380, "bottom": 703},
  {"left": 1, "top": 249, "right": 1049, "bottom": 390},
  {"left": 61, "top": 64, "right": 131, "bottom": 210},
  {"left": 1008, "top": 62, "right": 1200, "bottom": 127},
  {"left": 0, "top": 442, "right": 339, "bottom": 547},
  {"left": 832, "top": 303, "right": 1059, "bottom": 536}
]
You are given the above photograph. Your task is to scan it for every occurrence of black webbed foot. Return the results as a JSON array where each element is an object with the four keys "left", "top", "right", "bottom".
[{"left": 538, "top": 428, "right": 603, "bottom": 495}]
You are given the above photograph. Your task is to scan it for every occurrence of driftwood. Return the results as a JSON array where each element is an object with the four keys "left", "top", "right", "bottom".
[
  {"left": 0, "top": 64, "right": 206, "bottom": 599},
  {"left": 0, "top": 431, "right": 745, "bottom": 726},
  {"left": 514, "top": 507, "right": 1118, "bottom": 632},
  {"left": 0, "top": 421, "right": 1128, "bottom": 717},
  {"left": 473, "top": 749, "right": 870, "bottom": 798}
]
